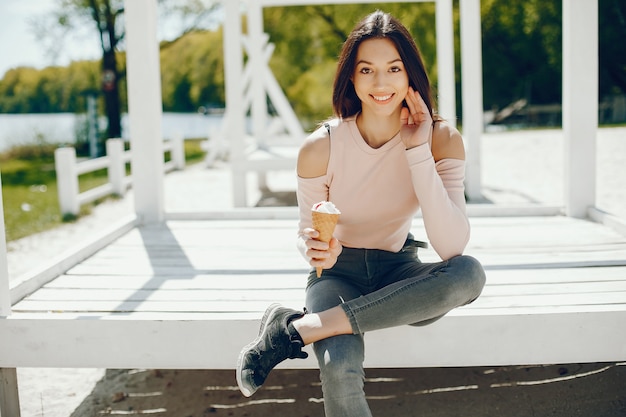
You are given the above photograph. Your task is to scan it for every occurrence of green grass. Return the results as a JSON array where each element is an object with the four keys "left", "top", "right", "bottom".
[
  {"left": 1, "top": 138, "right": 207, "bottom": 242},
  {"left": 2, "top": 183, "right": 63, "bottom": 241}
]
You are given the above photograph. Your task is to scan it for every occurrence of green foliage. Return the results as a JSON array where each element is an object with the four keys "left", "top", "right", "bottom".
[
  {"left": 481, "top": 0, "right": 562, "bottom": 108},
  {"left": 160, "top": 30, "right": 225, "bottom": 112},
  {"left": 599, "top": 0, "right": 626, "bottom": 95},
  {"left": 0, "top": 60, "right": 104, "bottom": 113}
]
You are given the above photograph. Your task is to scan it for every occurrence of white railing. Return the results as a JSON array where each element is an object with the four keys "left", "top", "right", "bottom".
[{"left": 55, "top": 136, "right": 185, "bottom": 217}]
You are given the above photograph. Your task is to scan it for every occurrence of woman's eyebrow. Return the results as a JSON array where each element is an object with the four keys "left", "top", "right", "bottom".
[{"left": 355, "top": 58, "right": 403, "bottom": 66}]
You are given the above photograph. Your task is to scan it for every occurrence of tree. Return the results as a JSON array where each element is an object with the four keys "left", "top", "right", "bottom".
[
  {"left": 599, "top": 0, "right": 626, "bottom": 96},
  {"left": 34, "top": 0, "right": 219, "bottom": 142}
]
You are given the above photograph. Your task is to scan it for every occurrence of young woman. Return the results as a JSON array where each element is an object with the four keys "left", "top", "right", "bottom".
[{"left": 236, "top": 10, "right": 486, "bottom": 416}]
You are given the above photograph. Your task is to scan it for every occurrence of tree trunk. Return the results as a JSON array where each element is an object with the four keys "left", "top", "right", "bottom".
[{"left": 102, "top": 49, "right": 122, "bottom": 140}]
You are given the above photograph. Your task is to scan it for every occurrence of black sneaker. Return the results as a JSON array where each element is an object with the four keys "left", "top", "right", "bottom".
[{"left": 236, "top": 303, "right": 308, "bottom": 397}]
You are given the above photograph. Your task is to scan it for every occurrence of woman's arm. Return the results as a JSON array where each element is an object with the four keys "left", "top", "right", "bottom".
[
  {"left": 401, "top": 90, "right": 469, "bottom": 259},
  {"left": 295, "top": 126, "right": 343, "bottom": 270},
  {"left": 407, "top": 122, "right": 470, "bottom": 260}
]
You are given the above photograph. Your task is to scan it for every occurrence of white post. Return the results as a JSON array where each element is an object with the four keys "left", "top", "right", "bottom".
[
  {"left": 124, "top": 0, "right": 165, "bottom": 223},
  {"left": 247, "top": 0, "right": 268, "bottom": 145},
  {"left": 435, "top": 0, "right": 457, "bottom": 125},
  {"left": 460, "top": 0, "right": 484, "bottom": 201},
  {"left": 172, "top": 134, "right": 186, "bottom": 170},
  {"left": 106, "top": 139, "right": 126, "bottom": 196},
  {"left": 0, "top": 174, "right": 21, "bottom": 417},
  {"left": 563, "top": 0, "right": 598, "bottom": 218},
  {"left": 224, "top": 0, "right": 247, "bottom": 207},
  {"left": 0, "top": 178, "right": 11, "bottom": 319},
  {"left": 55, "top": 147, "right": 80, "bottom": 216}
]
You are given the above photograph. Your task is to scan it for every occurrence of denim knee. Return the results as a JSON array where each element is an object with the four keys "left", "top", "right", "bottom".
[{"left": 450, "top": 254, "right": 486, "bottom": 304}]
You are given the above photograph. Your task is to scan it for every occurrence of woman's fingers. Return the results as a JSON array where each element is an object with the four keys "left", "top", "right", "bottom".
[
  {"left": 403, "top": 87, "right": 431, "bottom": 125},
  {"left": 400, "top": 106, "right": 410, "bottom": 125},
  {"left": 401, "top": 87, "right": 433, "bottom": 149}
]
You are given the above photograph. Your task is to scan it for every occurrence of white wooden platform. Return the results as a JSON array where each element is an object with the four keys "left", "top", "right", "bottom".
[{"left": 2, "top": 214, "right": 626, "bottom": 370}]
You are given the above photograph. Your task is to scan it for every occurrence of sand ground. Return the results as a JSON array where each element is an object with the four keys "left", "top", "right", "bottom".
[{"left": 7, "top": 127, "right": 626, "bottom": 417}]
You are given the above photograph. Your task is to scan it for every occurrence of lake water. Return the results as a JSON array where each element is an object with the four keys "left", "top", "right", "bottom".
[{"left": 0, "top": 112, "right": 225, "bottom": 151}]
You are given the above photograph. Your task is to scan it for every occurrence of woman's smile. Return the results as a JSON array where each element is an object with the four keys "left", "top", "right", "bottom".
[{"left": 371, "top": 93, "right": 394, "bottom": 103}]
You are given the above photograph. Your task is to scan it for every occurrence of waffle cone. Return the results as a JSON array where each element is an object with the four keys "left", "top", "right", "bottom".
[{"left": 311, "top": 211, "right": 340, "bottom": 277}]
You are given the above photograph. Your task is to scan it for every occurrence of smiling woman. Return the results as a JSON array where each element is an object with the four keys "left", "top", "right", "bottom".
[{"left": 236, "top": 10, "right": 486, "bottom": 416}]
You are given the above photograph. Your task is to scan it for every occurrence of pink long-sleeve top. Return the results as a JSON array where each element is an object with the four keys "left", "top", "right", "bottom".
[{"left": 297, "top": 116, "right": 470, "bottom": 261}]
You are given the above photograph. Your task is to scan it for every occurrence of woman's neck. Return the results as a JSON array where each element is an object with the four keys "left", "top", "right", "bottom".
[{"left": 356, "top": 110, "right": 402, "bottom": 149}]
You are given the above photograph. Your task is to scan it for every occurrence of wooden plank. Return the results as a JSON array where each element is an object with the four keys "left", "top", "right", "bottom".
[
  {"left": 40, "top": 273, "right": 309, "bottom": 290},
  {"left": 12, "top": 299, "right": 307, "bottom": 313},
  {"left": 21, "top": 288, "right": 306, "bottom": 302},
  {"left": 44, "top": 265, "right": 626, "bottom": 289},
  {"left": 11, "top": 301, "right": 626, "bottom": 320},
  {"left": 23, "top": 280, "right": 626, "bottom": 304},
  {"left": 469, "top": 291, "right": 626, "bottom": 309},
  {"left": 482, "top": 266, "right": 626, "bottom": 284},
  {"left": 13, "top": 289, "right": 626, "bottom": 314},
  {"left": 481, "top": 280, "right": 626, "bottom": 296},
  {"left": 452, "top": 303, "right": 626, "bottom": 316}
]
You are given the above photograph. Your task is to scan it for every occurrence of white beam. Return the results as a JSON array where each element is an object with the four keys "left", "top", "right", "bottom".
[
  {"left": 224, "top": 0, "right": 248, "bottom": 207},
  {"left": 435, "top": 0, "right": 456, "bottom": 126},
  {"left": 563, "top": 0, "right": 598, "bottom": 218},
  {"left": 247, "top": 0, "right": 269, "bottom": 145},
  {"left": 460, "top": 0, "right": 484, "bottom": 201},
  {"left": 0, "top": 177, "right": 10, "bottom": 318},
  {"left": 1, "top": 311, "right": 626, "bottom": 368},
  {"left": 0, "top": 174, "right": 20, "bottom": 417},
  {"left": 124, "top": 0, "right": 165, "bottom": 223}
]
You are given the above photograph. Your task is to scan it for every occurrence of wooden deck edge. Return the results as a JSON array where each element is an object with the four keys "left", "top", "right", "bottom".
[
  {"left": 9, "top": 214, "right": 139, "bottom": 306},
  {"left": 164, "top": 204, "right": 565, "bottom": 221},
  {"left": 1, "top": 311, "right": 625, "bottom": 369},
  {"left": 588, "top": 206, "right": 626, "bottom": 237}
]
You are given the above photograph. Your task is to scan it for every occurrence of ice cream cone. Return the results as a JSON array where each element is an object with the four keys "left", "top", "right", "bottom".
[{"left": 311, "top": 211, "right": 340, "bottom": 277}]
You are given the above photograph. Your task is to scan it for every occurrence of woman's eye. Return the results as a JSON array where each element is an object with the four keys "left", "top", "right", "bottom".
[
  {"left": 359, "top": 68, "right": 372, "bottom": 74},
  {"left": 390, "top": 66, "right": 401, "bottom": 73}
]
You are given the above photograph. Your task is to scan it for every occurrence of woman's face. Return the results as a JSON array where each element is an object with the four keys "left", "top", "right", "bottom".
[{"left": 352, "top": 37, "right": 409, "bottom": 118}]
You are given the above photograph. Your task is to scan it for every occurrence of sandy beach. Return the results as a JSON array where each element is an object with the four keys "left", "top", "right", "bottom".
[{"left": 7, "top": 127, "right": 626, "bottom": 416}]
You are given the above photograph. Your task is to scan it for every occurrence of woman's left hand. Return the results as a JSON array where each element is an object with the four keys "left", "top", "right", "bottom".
[{"left": 400, "top": 87, "right": 433, "bottom": 150}]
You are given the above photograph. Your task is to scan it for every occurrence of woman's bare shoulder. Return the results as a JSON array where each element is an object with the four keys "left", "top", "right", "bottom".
[
  {"left": 297, "top": 125, "right": 331, "bottom": 178},
  {"left": 432, "top": 121, "right": 465, "bottom": 162}
]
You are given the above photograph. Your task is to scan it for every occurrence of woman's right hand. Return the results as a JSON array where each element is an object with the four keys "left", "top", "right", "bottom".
[
  {"left": 302, "top": 227, "right": 343, "bottom": 272},
  {"left": 400, "top": 87, "right": 433, "bottom": 150}
]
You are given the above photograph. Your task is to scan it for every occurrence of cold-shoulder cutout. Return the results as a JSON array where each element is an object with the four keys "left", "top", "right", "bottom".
[
  {"left": 297, "top": 125, "right": 331, "bottom": 178},
  {"left": 431, "top": 121, "right": 465, "bottom": 162}
]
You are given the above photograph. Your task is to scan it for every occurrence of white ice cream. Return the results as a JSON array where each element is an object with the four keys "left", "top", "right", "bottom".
[{"left": 312, "top": 201, "right": 341, "bottom": 214}]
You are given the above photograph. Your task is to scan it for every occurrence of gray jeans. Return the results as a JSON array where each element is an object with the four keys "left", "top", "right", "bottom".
[{"left": 305, "top": 237, "right": 486, "bottom": 417}]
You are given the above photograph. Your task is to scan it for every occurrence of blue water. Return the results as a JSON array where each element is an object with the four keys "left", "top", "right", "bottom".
[{"left": 0, "top": 112, "right": 225, "bottom": 152}]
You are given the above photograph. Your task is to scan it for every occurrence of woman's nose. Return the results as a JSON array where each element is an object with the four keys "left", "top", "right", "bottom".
[{"left": 374, "top": 71, "right": 387, "bottom": 87}]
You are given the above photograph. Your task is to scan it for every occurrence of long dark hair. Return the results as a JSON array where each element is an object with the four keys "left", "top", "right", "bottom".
[{"left": 332, "top": 10, "right": 436, "bottom": 120}]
